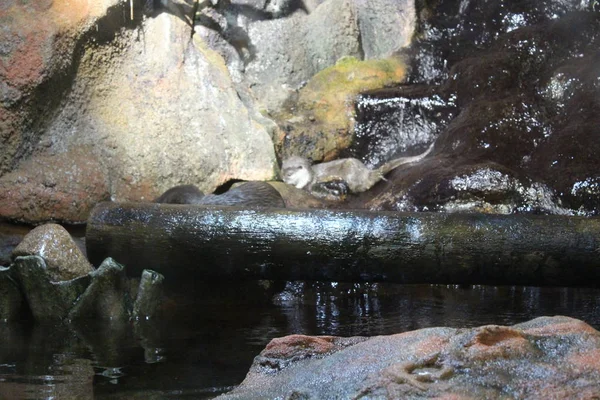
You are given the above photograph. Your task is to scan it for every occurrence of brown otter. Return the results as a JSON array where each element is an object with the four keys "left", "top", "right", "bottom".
[
  {"left": 155, "top": 181, "right": 285, "bottom": 208},
  {"left": 281, "top": 142, "right": 435, "bottom": 194},
  {"left": 154, "top": 185, "right": 205, "bottom": 204}
]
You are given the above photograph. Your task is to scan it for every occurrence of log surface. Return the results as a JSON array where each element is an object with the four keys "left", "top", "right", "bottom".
[{"left": 86, "top": 202, "right": 600, "bottom": 285}]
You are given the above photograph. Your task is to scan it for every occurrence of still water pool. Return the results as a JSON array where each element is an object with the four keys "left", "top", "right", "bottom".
[{"left": 1, "top": 282, "right": 599, "bottom": 399}]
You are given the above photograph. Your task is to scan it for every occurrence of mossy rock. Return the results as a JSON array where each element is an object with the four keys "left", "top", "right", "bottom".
[{"left": 275, "top": 56, "right": 407, "bottom": 162}]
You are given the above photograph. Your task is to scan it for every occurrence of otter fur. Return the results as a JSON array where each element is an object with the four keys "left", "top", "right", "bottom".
[
  {"left": 281, "top": 142, "right": 435, "bottom": 193},
  {"left": 154, "top": 184, "right": 205, "bottom": 204},
  {"left": 155, "top": 181, "right": 285, "bottom": 208}
]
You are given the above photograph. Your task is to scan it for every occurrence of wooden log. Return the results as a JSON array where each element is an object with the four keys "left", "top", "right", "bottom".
[{"left": 86, "top": 202, "right": 600, "bottom": 286}]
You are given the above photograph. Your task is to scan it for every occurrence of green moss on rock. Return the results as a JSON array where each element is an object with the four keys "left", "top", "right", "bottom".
[{"left": 276, "top": 56, "right": 407, "bottom": 162}]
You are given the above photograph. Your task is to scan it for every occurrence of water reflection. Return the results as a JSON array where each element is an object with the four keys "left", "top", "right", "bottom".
[{"left": 0, "top": 283, "right": 598, "bottom": 399}]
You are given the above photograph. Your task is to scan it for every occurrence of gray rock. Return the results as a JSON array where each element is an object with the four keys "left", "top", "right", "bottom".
[
  {"left": 12, "top": 223, "right": 94, "bottom": 281},
  {"left": 12, "top": 256, "right": 91, "bottom": 321},
  {"left": 132, "top": 269, "right": 165, "bottom": 321},
  {"left": 217, "top": 0, "right": 415, "bottom": 112},
  {"left": 355, "top": 0, "right": 416, "bottom": 59},
  {"left": 69, "top": 258, "right": 131, "bottom": 321},
  {"left": 243, "top": 0, "right": 362, "bottom": 112}
]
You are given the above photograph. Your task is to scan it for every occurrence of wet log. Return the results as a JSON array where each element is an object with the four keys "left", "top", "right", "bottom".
[{"left": 86, "top": 202, "right": 600, "bottom": 286}]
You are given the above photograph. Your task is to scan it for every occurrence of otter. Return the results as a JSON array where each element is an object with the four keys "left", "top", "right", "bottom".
[
  {"left": 154, "top": 184, "right": 205, "bottom": 204},
  {"left": 281, "top": 142, "right": 435, "bottom": 194},
  {"left": 155, "top": 181, "right": 285, "bottom": 208}
]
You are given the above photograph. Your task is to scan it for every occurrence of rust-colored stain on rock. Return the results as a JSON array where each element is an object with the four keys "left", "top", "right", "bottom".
[
  {"left": 568, "top": 348, "right": 600, "bottom": 374},
  {"left": 524, "top": 320, "right": 600, "bottom": 336},
  {"left": 463, "top": 326, "right": 533, "bottom": 360},
  {"left": 263, "top": 334, "right": 336, "bottom": 359}
]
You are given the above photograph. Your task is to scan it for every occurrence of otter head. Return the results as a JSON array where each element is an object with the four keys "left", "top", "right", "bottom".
[{"left": 281, "top": 156, "right": 314, "bottom": 189}]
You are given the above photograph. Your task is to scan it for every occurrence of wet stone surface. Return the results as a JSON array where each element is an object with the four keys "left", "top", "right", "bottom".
[
  {"left": 12, "top": 223, "right": 93, "bottom": 282},
  {"left": 219, "top": 316, "right": 600, "bottom": 399},
  {"left": 347, "top": 1, "right": 600, "bottom": 215}
]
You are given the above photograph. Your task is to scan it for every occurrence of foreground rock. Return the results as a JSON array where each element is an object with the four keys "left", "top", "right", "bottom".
[
  {"left": 0, "top": 266, "right": 25, "bottom": 321},
  {"left": 219, "top": 316, "right": 600, "bottom": 399},
  {"left": 8, "top": 255, "right": 164, "bottom": 322},
  {"left": 11, "top": 256, "right": 90, "bottom": 321}
]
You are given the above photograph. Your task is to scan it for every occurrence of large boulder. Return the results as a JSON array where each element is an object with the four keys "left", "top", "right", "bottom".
[
  {"left": 0, "top": 0, "right": 121, "bottom": 175},
  {"left": 40, "top": 12, "right": 279, "bottom": 202},
  {"left": 242, "top": 0, "right": 362, "bottom": 112},
  {"left": 355, "top": 0, "right": 416, "bottom": 59},
  {"left": 219, "top": 316, "right": 600, "bottom": 398},
  {"left": 1, "top": 6, "right": 280, "bottom": 223}
]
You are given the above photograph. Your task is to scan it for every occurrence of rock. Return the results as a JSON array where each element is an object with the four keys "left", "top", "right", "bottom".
[
  {"left": 11, "top": 255, "right": 91, "bottom": 321},
  {"left": 12, "top": 223, "right": 94, "bottom": 281},
  {"left": 40, "top": 12, "right": 278, "bottom": 203},
  {"left": 132, "top": 269, "right": 165, "bottom": 321},
  {"left": 0, "top": 147, "right": 110, "bottom": 224},
  {"left": 355, "top": 0, "right": 416, "bottom": 59},
  {"left": 341, "top": 8, "right": 600, "bottom": 215},
  {"left": 276, "top": 56, "right": 408, "bottom": 162},
  {"left": 202, "top": 0, "right": 416, "bottom": 112},
  {"left": 218, "top": 316, "right": 600, "bottom": 399},
  {"left": 68, "top": 258, "right": 131, "bottom": 321},
  {"left": 0, "top": 266, "right": 25, "bottom": 322},
  {"left": 360, "top": 159, "right": 571, "bottom": 215},
  {"left": 2, "top": 5, "right": 280, "bottom": 223},
  {"left": 240, "top": 0, "right": 362, "bottom": 112},
  {"left": 0, "top": 0, "right": 121, "bottom": 175}
]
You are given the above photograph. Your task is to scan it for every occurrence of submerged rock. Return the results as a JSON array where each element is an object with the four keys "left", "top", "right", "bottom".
[
  {"left": 11, "top": 256, "right": 91, "bottom": 321},
  {"left": 12, "top": 223, "right": 94, "bottom": 281},
  {"left": 69, "top": 258, "right": 132, "bottom": 321},
  {"left": 132, "top": 269, "right": 165, "bottom": 321},
  {"left": 219, "top": 316, "right": 600, "bottom": 399}
]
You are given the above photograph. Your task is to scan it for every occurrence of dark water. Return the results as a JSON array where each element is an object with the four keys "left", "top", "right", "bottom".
[{"left": 1, "top": 282, "right": 599, "bottom": 399}]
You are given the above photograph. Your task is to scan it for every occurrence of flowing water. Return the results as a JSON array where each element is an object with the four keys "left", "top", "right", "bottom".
[{"left": 1, "top": 282, "right": 599, "bottom": 399}]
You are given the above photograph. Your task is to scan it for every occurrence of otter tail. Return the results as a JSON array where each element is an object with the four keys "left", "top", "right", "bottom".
[{"left": 377, "top": 141, "right": 435, "bottom": 176}]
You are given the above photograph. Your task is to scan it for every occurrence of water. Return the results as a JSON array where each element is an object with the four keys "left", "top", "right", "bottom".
[{"left": 1, "top": 282, "right": 599, "bottom": 399}]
